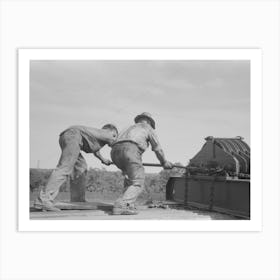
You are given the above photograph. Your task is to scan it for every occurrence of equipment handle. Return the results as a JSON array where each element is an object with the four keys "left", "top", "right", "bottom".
[{"left": 142, "top": 163, "right": 187, "bottom": 169}]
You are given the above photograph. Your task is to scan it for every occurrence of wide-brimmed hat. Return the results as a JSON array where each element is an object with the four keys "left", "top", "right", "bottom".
[{"left": 134, "top": 112, "right": 155, "bottom": 129}]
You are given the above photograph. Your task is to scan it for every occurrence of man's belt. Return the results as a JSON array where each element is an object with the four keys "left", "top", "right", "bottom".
[{"left": 112, "top": 140, "right": 144, "bottom": 152}]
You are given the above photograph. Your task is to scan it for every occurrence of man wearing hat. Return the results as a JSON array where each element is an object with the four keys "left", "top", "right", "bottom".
[
  {"left": 34, "top": 124, "right": 118, "bottom": 211},
  {"left": 111, "top": 112, "right": 173, "bottom": 215}
]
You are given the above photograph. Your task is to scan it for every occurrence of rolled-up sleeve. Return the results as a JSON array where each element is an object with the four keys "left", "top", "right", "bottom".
[{"left": 148, "top": 129, "right": 162, "bottom": 152}]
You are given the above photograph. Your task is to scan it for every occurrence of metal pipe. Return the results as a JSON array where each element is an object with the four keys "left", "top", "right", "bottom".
[{"left": 142, "top": 163, "right": 187, "bottom": 169}]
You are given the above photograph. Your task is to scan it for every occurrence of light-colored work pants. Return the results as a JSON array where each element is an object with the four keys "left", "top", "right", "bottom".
[
  {"left": 35, "top": 128, "right": 87, "bottom": 205},
  {"left": 111, "top": 142, "right": 145, "bottom": 207}
]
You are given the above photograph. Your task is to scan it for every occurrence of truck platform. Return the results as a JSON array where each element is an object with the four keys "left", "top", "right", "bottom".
[{"left": 30, "top": 201, "right": 240, "bottom": 220}]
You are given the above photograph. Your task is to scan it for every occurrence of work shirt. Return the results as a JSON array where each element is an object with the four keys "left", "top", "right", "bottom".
[
  {"left": 114, "top": 123, "right": 162, "bottom": 153},
  {"left": 60, "top": 125, "right": 114, "bottom": 153}
]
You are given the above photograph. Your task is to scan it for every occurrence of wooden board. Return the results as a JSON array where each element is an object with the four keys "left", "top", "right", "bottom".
[{"left": 54, "top": 202, "right": 100, "bottom": 210}]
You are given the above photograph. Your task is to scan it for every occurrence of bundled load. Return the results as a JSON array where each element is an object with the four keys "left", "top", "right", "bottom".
[{"left": 188, "top": 136, "right": 250, "bottom": 179}]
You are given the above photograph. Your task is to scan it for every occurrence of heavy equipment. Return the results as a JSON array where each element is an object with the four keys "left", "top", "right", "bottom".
[
  {"left": 165, "top": 136, "right": 250, "bottom": 219},
  {"left": 65, "top": 136, "right": 250, "bottom": 218}
]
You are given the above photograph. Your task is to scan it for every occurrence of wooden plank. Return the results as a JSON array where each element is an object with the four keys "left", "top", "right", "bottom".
[{"left": 54, "top": 202, "right": 100, "bottom": 210}]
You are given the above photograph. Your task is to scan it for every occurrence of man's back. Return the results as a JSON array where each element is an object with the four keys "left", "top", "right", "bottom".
[
  {"left": 116, "top": 123, "right": 161, "bottom": 152},
  {"left": 62, "top": 125, "right": 114, "bottom": 153}
]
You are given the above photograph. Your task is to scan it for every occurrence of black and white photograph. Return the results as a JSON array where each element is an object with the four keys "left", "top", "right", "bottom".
[
  {"left": 18, "top": 49, "right": 261, "bottom": 228},
  {"left": 2, "top": 1, "right": 280, "bottom": 280}
]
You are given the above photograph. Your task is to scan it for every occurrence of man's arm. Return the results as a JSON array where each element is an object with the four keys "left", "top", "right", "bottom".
[
  {"left": 154, "top": 148, "right": 173, "bottom": 169},
  {"left": 149, "top": 129, "right": 173, "bottom": 169},
  {"left": 94, "top": 151, "right": 112, "bottom": 166}
]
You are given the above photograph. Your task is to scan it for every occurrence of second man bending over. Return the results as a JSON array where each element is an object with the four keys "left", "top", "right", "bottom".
[{"left": 111, "top": 112, "right": 173, "bottom": 215}]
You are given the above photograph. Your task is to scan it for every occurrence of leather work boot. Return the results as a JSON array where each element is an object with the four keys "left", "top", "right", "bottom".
[
  {"left": 112, "top": 205, "right": 138, "bottom": 215},
  {"left": 34, "top": 201, "right": 61, "bottom": 212}
]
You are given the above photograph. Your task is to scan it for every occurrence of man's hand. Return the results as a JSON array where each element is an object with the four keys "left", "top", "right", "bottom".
[
  {"left": 94, "top": 151, "right": 113, "bottom": 166},
  {"left": 101, "top": 159, "right": 113, "bottom": 166},
  {"left": 163, "top": 161, "right": 173, "bottom": 169}
]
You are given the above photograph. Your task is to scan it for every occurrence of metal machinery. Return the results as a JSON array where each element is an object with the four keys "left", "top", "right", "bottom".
[{"left": 166, "top": 136, "right": 250, "bottom": 219}]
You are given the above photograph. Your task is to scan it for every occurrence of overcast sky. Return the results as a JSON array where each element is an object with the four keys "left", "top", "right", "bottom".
[{"left": 30, "top": 60, "right": 250, "bottom": 172}]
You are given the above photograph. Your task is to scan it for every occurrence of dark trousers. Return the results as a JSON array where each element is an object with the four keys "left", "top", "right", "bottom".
[{"left": 111, "top": 142, "right": 145, "bottom": 207}]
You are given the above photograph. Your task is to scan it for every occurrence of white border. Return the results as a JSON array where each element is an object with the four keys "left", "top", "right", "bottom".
[{"left": 18, "top": 48, "right": 262, "bottom": 231}]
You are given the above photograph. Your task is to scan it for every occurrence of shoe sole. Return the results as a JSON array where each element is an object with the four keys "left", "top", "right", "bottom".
[
  {"left": 34, "top": 204, "right": 61, "bottom": 212},
  {"left": 33, "top": 204, "right": 43, "bottom": 210}
]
